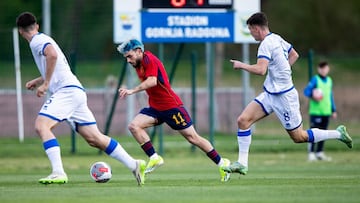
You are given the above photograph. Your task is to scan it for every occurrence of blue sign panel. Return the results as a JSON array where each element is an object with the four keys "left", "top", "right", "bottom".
[{"left": 141, "top": 11, "right": 234, "bottom": 43}]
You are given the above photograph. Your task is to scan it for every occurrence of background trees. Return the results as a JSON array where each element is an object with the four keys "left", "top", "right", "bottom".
[{"left": 1, "top": 0, "right": 359, "bottom": 62}]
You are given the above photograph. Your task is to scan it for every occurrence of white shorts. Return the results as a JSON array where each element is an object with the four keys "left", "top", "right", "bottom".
[
  {"left": 39, "top": 86, "right": 96, "bottom": 129},
  {"left": 255, "top": 88, "right": 302, "bottom": 130}
]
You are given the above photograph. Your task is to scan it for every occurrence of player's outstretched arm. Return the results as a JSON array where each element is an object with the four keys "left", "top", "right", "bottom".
[
  {"left": 230, "top": 58, "right": 268, "bottom": 75},
  {"left": 118, "top": 76, "right": 157, "bottom": 99}
]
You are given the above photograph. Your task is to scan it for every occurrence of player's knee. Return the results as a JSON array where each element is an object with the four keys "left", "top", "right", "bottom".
[
  {"left": 289, "top": 135, "right": 307, "bottom": 143},
  {"left": 182, "top": 132, "right": 200, "bottom": 145},
  {"left": 290, "top": 137, "right": 301, "bottom": 143},
  {"left": 186, "top": 136, "right": 197, "bottom": 145},
  {"left": 85, "top": 136, "right": 105, "bottom": 149},
  {"left": 128, "top": 122, "right": 138, "bottom": 133},
  {"left": 84, "top": 136, "right": 98, "bottom": 147},
  {"left": 87, "top": 140, "right": 97, "bottom": 148},
  {"left": 34, "top": 123, "right": 48, "bottom": 137},
  {"left": 237, "top": 115, "right": 251, "bottom": 129},
  {"left": 34, "top": 125, "right": 41, "bottom": 135}
]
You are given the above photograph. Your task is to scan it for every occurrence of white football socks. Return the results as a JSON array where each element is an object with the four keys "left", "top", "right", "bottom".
[
  {"left": 108, "top": 143, "right": 137, "bottom": 171},
  {"left": 310, "top": 128, "right": 341, "bottom": 143},
  {"left": 45, "top": 146, "right": 65, "bottom": 175},
  {"left": 237, "top": 129, "right": 252, "bottom": 167}
]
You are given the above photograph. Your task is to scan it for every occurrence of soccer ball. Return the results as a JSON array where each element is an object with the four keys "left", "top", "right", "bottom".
[{"left": 90, "top": 161, "right": 112, "bottom": 183}]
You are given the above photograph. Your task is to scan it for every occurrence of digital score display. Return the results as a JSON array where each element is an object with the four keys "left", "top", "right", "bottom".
[{"left": 143, "top": 0, "right": 233, "bottom": 9}]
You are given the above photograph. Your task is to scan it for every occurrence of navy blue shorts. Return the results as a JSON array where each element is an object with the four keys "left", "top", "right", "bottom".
[
  {"left": 140, "top": 106, "right": 193, "bottom": 130},
  {"left": 310, "top": 115, "right": 330, "bottom": 130}
]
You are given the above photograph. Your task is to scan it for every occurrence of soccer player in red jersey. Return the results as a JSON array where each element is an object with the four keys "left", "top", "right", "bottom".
[{"left": 117, "top": 39, "right": 231, "bottom": 182}]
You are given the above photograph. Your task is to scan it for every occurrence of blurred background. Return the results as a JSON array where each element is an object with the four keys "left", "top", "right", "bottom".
[{"left": 0, "top": 0, "right": 359, "bottom": 138}]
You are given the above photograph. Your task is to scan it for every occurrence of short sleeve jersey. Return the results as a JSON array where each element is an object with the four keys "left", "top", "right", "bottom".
[
  {"left": 30, "top": 33, "right": 82, "bottom": 93},
  {"left": 136, "top": 51, "right": 183, "bottom": 111},
  {"left": 258, "top": 33, "right": 294, "bottom": 94}
]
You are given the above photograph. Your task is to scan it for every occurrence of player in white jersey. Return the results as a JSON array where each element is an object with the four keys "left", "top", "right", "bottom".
[
  {"left": 222, "top": 12, "right": 352, "bottom": 175},
  {"left": 16, "top": 12, "right": 146, "bottom": 186}
]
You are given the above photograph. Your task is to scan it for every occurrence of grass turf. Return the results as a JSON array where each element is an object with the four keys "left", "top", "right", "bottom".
[{"left": 0, "top": 135, "right": 359, "bottom": 203}]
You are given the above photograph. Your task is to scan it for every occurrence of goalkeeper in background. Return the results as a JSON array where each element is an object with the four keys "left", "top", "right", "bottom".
[{"left": 304, "top": 61, "right": 337, "bottom": 161}]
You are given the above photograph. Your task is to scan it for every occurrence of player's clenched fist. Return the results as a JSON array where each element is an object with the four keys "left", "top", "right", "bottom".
[{"left": 118, "top": 87, "right": 134, "bottom": 99}]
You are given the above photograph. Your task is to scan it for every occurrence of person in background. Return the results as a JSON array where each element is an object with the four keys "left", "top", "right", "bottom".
[
  {"left": 304, "top": 61, "right": 337, "bottom": 161},
  {"left": 16, "top": 12, "right": 146, "bottom": 185},
  {"left": 117, "top": 38, "right": 231, "bottom": 182}
]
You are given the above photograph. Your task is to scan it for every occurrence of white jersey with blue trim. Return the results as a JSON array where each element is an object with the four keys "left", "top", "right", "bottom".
[
  {"left": 30, "top": 33, "right": 82, "bottom": 94},
  {"left": 258, "top": 33, "right": 294, "bottom": 94}
]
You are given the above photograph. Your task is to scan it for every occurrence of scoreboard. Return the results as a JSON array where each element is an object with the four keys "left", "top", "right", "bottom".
[
  {"left": 113, "top": 0, "right": 259, "bottom": 43},
  {"left": 142, "top": 0, "right": 233, "bottom": 9}
]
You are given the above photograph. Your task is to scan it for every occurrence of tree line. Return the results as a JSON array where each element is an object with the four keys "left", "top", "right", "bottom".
[{"left": 0, "top": 0, "right": 359, "bottom": 62}]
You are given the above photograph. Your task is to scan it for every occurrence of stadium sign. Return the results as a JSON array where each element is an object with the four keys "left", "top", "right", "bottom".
[{"left": 141, "top": 11, "right": 234, "bottom": 43}]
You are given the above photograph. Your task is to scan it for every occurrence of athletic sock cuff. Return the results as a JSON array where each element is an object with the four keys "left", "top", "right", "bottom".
[
  {"left": 104, "top": 138, "right": 118, "bottom": 155},
  {"left": 43, "top": 139, "right": 59, "bottom": 150},
  {"left": 238, "top": 128, "right": 251, "bottom": 137},
  {"left": 307, "top": 129, "right": 315, "bottom": 143}
]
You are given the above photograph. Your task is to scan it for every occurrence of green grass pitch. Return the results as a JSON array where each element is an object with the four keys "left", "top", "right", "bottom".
[{"left": 0, "top": 134, "right": 359, "bottom": 203}]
